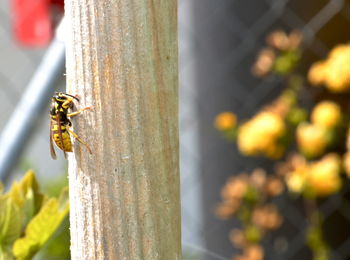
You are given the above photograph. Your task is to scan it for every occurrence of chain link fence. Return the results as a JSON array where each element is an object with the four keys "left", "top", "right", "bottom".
[
  {"left": 179, "top": 0, "right": 350, "bottom": 260},
  {"left": 1, "top": 0, "right": 350, "bottom": 259}
]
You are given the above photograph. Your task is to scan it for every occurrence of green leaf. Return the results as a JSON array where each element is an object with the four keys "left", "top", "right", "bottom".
[
  {"left": 42, "top": 174, "right": 68, "bottom": 198},
  {"left": 273, "top": 49, "right": 301, "bottom": 75},
  {"left": 244, "top": 225, "right": 261, "bottom": 243},
  {"left": 0, "top": 196, "right": 23, "bottom": 259},
  {"left": 244, "top": 186, "right": 259, "bottom": 205},
  {"left": 35, "top": 217, "right": 70, "bottom": 260},
  {"left": 0, "top": 245, "right": 15, "bottom": 260},
  {"left": 57, "top": 187, "right": 69, "bottom": 212},
  {"left": 13, "top": 188, "right": 69, "bottom": 260},
  {"left": 287, "top": 107, "right": 307, "bottom": 126},
  {"left": 222, "top": 128, "right": 238, "bottom": 142},
  {"left": 10, "top": 170, "right": 44, "bottom": 214},
  {"left": 9, "top": 170, "right": 45, "bottom": 229}
]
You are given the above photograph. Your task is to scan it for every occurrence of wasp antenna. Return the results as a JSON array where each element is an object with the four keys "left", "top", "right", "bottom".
[
  {"left": 73, "top": 94, "right": 80, "bottom": 102},
  {"left": 65, "top": 93, "right": 80, "bottom": 102}
]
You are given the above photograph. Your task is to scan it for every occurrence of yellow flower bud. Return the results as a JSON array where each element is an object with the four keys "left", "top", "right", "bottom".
[
  {"left": 253, "top": 112, "right": 285, "bottom": 138},
  {"left": 237, "top": 122, "right": 258, "bottom": 156},
  {"left": 252, "top": 205, "right": 282, "bottom": 230},
  {"left": 308, "top": 44, "right": 350, "bottom": 92},
  {"left": 286, "top": 169, "right": 307, "bottom": 193},
  {"left": 343, "top": 152, "right": 350, "bottom": 178},
  {"left": 311, "top": 101, "right": 341, "bottom": 128},
  {"left": 296, "top": 123, "right": 329, "bottom": 158},
  {"left": 325, "top": 55, "right": 350, "bottom": 92},
  {"left": 307, "top": 154, "right": 341, "bottom": 197},
  {"left": 288, "top": 30, "right": 302, "bottom": 49},
  {"left": 308, "top": 61, "right": 326, "bottom": 86},
  {"left": 252, "top": 48, "right": 276, "bottom": 77},
  {"left": 244, "top": 244, "right": 264, "bottom": 260},
  {"left": 229, "top": 229, "right": 246, "bottom": 248},
  {"left": 221, "top": 176, "right": 248, "bottom": 200},
  {"left": 237, "top": 111, "right": 285, "bottom": 158},
  {"left": 266, "top": 30, "right": 289, "bottom": 50},
  {"left": 329, "top": 44, "right": 350, "bottom": 59},
  {"left": 215, "top": 112, "right": 237, "bottom": 131}
]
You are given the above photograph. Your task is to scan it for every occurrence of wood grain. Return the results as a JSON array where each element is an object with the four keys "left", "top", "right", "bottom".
[{"left": 64, "top": 0, "right": 180, "bottom": 259}]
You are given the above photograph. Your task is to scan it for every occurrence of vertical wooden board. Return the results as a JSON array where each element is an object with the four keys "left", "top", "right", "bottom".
[{"left": 65, "top": 0, "right": 180, "bottom": 259}]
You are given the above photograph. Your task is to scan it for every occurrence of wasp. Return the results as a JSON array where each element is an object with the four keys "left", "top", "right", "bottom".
[{"left": 50, "top": 92, "right": 92, "bottom": 159}]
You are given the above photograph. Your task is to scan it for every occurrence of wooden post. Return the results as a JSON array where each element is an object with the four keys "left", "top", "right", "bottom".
[{"left": 64, "top": 0, "right": 180, "bottom": 259}]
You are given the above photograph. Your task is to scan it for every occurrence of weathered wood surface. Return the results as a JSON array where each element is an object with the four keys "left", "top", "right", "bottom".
[{"left": 64, "top": 0, "right": 180, "bottom": 259}]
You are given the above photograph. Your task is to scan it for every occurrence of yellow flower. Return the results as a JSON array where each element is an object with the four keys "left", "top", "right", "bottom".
[
  {"left": 325, "top": 54, "right": 350, "bottom": 92},
  {"left": 266, "top": 30, "right": 289, "bottom": 50},
  {"left": 287, "top": 172, "right": 305, "bottom": 193},
  {"left": 237, "top": 129, "right": 259, "bottom": 156},
  {"left": 238, "top": 121, "right": 260, "bottom": 156},
  {"left": 307, "top": 154, "right": 341, "bottom": 197},
  {"left": 252, "top": 205, "right": 282, "bottom": 230},
  {"left": 286, "top": 163, "right": 308, "bottom": 194},
  {"left": 221, "top": 176, "right": 248, "bottom": 200},
  {"left": 329, "top": 44, "right": 350, "bottom": 59},
  {"left": 265, "top": 177, "right": 284, "bottom": 197},
  {"left": 296, "top": 123, "right": 329, "bottom": 158},
  {"left": 250, "top": 168, "right": 267, "bottom": 188},
  {"left": 229, "top": 229, "right": 246, "bottom": 248},
  {"left": 288, "top": 30, "right": 303, "bottom": 49},
  {"left": 311, "top": 101, "right": 341, "bottom": 128},
  {"left": 214, "top": 112, "right": 237, "bottom": 131},
  {"left": 308, "top": 61, "right": 326, "bottom": 86},
  {"left": 252, "top": 48, "right": 276, "bottom": 77},
  {"left": 243, "top": 244, "right": 264, "bottom": 260},
  {"left": 254, "top": 112, "right": 285, "bottom": 137},
  {"left": 237, "top": 111, "right": 285, "bottom": 158},
  {"left": 308, "top": 44, "right": 350, "bottom": 92},
  {"left": 343, "top": 152, "right": 350, "bottom": 178},
  {"left": 215, "top": 200, "right": 241, "bottom": 219}
]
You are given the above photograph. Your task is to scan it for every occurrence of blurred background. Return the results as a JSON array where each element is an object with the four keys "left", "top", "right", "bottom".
[{"left": 2, "top": 0, "right": 350, "bottom": 259}]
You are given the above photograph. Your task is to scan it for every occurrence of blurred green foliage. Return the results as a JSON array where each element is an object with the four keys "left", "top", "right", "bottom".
[{"left": 0, "top": 170, "right": 69, "bottom": 260}]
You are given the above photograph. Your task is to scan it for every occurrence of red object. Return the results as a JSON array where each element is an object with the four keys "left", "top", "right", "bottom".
[
  {"left": 11, "top": 0, "right": 64, "bottom": 46},
  {"left": 49, "top": 0, "right": 64, "bottom": 9}
]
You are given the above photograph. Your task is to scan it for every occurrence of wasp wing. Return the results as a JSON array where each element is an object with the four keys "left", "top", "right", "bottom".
[
  {"left": 50, "top": 120, "right": 57, "bottom": 160},
  {"left": 56, "top": 112, "right": 67, "bottom": 159}
]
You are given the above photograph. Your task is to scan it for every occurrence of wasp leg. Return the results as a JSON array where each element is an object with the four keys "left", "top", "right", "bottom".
[
  {"left": 66, "top": 127, "right": 92, "bottom": 154},
  {"left": 67, "top": 106, "right": 92, "bottom": 117},
  {"left": 62, "top": 96, "right": 76, "bottom": 108}
]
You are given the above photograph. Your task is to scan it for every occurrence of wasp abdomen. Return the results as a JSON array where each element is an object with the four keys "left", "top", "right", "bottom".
[{"left": 51, "top": 121, "right": 73, "bottom": 152}]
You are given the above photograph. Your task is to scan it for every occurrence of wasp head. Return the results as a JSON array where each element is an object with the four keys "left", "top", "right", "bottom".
[
  {"left": 51, "top": 92, "right": 80, "bottom": 111},
  {"left": 53, "top": 92, "right": 80, "bottom": 103}
]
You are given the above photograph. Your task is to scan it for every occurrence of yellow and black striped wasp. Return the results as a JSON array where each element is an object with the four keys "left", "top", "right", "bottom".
[{"left": 50, "top": 92, "right": 92, "bottom": 159}]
